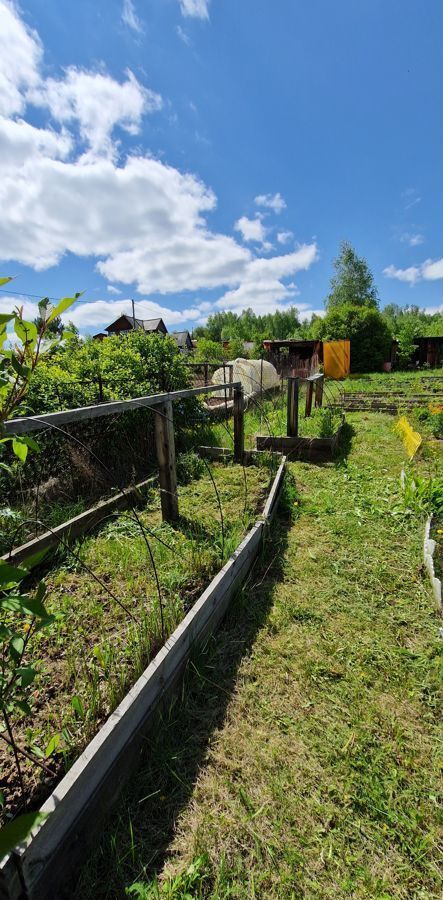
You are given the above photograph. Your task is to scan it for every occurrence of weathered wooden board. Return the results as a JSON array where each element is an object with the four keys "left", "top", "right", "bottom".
[
  {"left": 3, "top": 383, "right": 240, "bottom": 436},
  {"left": 1, "top": 476, "right": 157, "bottom": 568},
  {"left": 256, "top": 424, "right": 343, "bottom": 460},
  {"left": 0, "top": 461, "right": 286, "bottom": 900}
]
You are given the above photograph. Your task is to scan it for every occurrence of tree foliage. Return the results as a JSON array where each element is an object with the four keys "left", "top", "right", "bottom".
[{"left": 326, "top": 241, "right": 379, "bottom": 310}]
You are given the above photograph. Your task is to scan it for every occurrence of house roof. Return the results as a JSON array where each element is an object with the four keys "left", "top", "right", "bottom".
[
  {"left": 105, "top": 315, "right": 166, "bottom": 333},
  {"left": 172, "top": 330, "right": 192, "bottom": 348}
]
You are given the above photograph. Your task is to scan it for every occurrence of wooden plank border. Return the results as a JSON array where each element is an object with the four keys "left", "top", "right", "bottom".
[
  {"left": 0, "top": 461, "right": 286, "bottom": 900},
  {"left": 1, "top": 476, "right": 157, "bottom": 568},
  {"left": 256, "top": 422, "right": 344, "bottom": 460},
  {"left": 3, "top": 383, "right": 240, "bottom": 436}
]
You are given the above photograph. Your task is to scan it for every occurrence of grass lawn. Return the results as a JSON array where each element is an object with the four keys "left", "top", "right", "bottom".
[{"left": 76, "top": 411, "right": 443, "bottom": 899}]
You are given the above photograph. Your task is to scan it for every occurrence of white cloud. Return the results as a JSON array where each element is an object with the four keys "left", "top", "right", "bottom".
[
  {"left": 402, "top": 187, "right": 421, "bottom": 210},
  {"left": 30, "top": 68, "right": 161, "bottom": 156},
  {"left": 0, "top": 0, "right": 42, "bottom": 116},
  {"left": 0, "top": 0, "right": 319, "bottom": 328},
  {"left": 216, "top": 244, "right": 319, "bottom": 314},
  {"left": 255, "top": 192, "right": 286, "bottom": 214},
  {"left": 176, "top": 25, "right": 191, "bottom": 45},
  {"left": 422, "top": 258, "right": 443, "bottom": 281},
  {"left": 179, "top": 0, "right": 210, "bottom": 19},
  {"left": 107, "top": 284, "right": 122, "bottom": 295},
  {"left": 400, "top": 232, "right": 424, "bottom": 247},
  {"left": 122, "top": 0, "right": 143, "bottom": 34},
  {"left": 234, "top": 215, "right": 267, "bottom": 245},
  {"left": 383, "top": 264, "right": 421, "bottom": 285},
  {"left": 277, "top": 230, "right": 293, "bottom": 245},
  {"left": 384, "top": 256, "right": 443, "bottom": 286}
]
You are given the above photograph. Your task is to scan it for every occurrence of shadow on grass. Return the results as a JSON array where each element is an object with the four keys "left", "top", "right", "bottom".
[{"left": 71, "top": 514, "right": 290, "bottom": 900}]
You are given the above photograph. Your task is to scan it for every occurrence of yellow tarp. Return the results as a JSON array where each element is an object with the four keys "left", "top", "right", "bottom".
[
  {"left": 394, "top": 416, "right": 422, "bottom": 459},
  {"left": 323, "top": 340, "right": 351, "bottom": 379}
]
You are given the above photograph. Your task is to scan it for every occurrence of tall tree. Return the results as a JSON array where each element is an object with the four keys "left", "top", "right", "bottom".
[{"left": 326, "top": 241, "right": 379, "bottom": 310}]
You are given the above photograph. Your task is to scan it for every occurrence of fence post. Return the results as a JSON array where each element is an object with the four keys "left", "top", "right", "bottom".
[
  {"left": 315, "top": 374, "right": 324, "bottom": 408},
  {"left": 228, "top": 364, "right": 234, "bottom": 400},
  {"left": 260, "top": 357, "right": 264, "bottom": 397},
  {"left": 305, "top": 378, "right": 314, "bottom": 417},
  {"left": 154, "top": 400, "right": 179, "bottom": 522},
  {"left": 287, "top": 376, "right": 299, "bottom": 437},
  {"left": 203, "top": 363, "right": 209, "bottom": 387},
  {"left": 233, "top": 384, "right": 244, "bottom": 463}
]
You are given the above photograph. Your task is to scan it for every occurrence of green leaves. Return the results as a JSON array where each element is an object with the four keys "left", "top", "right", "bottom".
[
  {"left": 0, "top": 812, "right": 48, "bottom": 858},
  {"left": 12, "top": 437, "right": 28, "bottom": 462},
  {"left": 0, "top": 562, "right": 28, "bottom": 586},
  {"left": 0, "top": 276, "right": 13, "bottom": 288},
  {"left": 47, "top": 292, "right": 83, "bottom": 324}
]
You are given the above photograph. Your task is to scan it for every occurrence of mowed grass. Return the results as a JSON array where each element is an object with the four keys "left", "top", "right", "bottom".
[{"left": 76, "top": 412, "right": 443, "bottom": 898}]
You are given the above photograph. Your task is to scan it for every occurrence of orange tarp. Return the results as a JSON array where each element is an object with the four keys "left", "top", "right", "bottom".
[{"left": 323, "top": 340, "right": 351, "bottom": 379}]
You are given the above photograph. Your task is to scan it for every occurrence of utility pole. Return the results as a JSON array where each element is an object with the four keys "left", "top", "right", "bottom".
[{"left": 131, "top": 298, "right": 136, "bottom": 329}]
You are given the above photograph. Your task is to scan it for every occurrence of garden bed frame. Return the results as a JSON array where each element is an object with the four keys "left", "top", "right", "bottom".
[
  {"left": 424, "top": 517, "right": 442, "bottom": 614},
  {"left": 256, "top": 421, "right": 344, "bottom": 461},
  {"left": 1, "top": 459, "right": 285, "bottom": 900}
]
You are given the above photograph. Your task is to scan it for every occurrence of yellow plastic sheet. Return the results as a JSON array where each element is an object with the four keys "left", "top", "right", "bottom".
[
  {"left": 394, "top": 416, "right": 422, "bottom": 459},
  {"left": 323, "top": 340, "right": 351, "bottom": 379}
]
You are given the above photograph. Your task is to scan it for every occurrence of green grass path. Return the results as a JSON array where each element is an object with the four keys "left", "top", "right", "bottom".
[{"left": 78, "top": 414, "right": 442, "bottom": 899}]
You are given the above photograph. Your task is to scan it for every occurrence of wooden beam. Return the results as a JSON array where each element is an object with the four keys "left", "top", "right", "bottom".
[
  {"left": 3, "top": 383, "right": 240, "bottom": 436},
  {"left": 233, "top": 384, "right": 244, "bottom": 463},
  {"left": 286, "top": 377, "right": 299, "bottom": 437},
  {"left": 315, "top": 374, "right": 324, "bottom": 408},
  {"left": 1, "top": 475, "right": 157, "bottom": 568},
  {"left": 305, "top": 379, "right": 314, "bottom": 417},
  {"left": 154, "top": 400, "right": 179, "bottom": 522}
]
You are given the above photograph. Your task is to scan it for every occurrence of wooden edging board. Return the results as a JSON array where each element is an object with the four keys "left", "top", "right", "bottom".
[
  {"left": 1, "top": 476, "right": 157, "bottom": 568},
  {"left": 0, "top": 460, "right": 286, "bottom": 900},
  {"left": 256, "top": 422, "right": 344, "bottom": 460},
  {"left": 424, "top": 517, "right": 442, "bottom": 613}
]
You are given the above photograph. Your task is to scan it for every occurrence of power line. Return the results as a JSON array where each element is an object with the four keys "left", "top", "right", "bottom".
[{"left": 0, "top": 288, "right": 104, "bottom": 305}]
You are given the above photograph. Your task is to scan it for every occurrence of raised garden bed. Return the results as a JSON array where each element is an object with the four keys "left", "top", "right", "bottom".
[
  {"left": 256, "top": 420, "right": 344, "bottom": 461},
  {"left": 0, "top": 458, "right": 286, "bottom": 900},
  {"left": 424, "top": 517, "right": 443, "bottom": 613}
]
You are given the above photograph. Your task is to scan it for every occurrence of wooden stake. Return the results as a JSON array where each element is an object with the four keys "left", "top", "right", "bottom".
[
  {"left": 287, "top": 376, "right": 299, "bottom": 437},
  {"left": 233, "top": 384, "right": 244, "bottom": 463},
  {"left": 305, "top": 379, "right": 314, "bottom": 417},
  {"left": 154, "top": 400, "right": 179, "bottom": 521},
  {"left": 315, "top": 374, "right": 324, "bottom": 408}
]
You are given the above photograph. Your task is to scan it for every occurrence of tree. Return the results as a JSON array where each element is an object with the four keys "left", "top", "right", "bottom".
[
  {"left": 193, "top": 338, "right": 225, "bottom": 363},
  {"left": 313, "top": 303, "right": 391, "bottom": 372},
  {"left": 326, "top": 242, "right": 379, "bottom": 310}
]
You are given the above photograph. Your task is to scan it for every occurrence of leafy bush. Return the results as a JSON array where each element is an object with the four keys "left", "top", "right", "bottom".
[{"left": 176, "top": 451, "right": 205, "bottom": 484}]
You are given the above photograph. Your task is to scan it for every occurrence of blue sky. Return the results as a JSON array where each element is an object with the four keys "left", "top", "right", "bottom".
[{"left": 0, "top": 0, "right": 441, "bottom": 333}]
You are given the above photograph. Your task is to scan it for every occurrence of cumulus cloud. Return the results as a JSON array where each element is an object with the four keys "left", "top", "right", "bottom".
[
  {"left": 0, "top": 0, "right": 318, "bottom": 327},
  {"left": 255, "top": 192, "right": 286, "bottom": 214},
  {"left": 277, "top": 230, "right": 293, "bottom": 245},
  {"left": 384, "top": 257, "right": 443, "bottom": 286},
  {"left": 30, "top": 68, "right": 160, "bottom": 156},
  {"left": 383, "top": 264, "right": 421, "bottom": 285},
  {"left": 234, "top": 215, "right": 267, "bottom": 245},
  {"left": 0, "top": 0, "right": 42, "bottom": 116},
  {"left": 179, "top": 0, "right": 210, "bottom": 19},
  {"left": 107, "top": 285, "right": 122, "bottom": 295},
  {"left": 122, "top": 0, "right": 143, "bottom": 34},
  {"left": 422, "top": 258, "right": 443, "bottom": 280}
]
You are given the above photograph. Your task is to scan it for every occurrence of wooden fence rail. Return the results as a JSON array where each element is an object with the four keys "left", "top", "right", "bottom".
[{"left": 3, "top": 382, "right": 243, "bottom": 525}]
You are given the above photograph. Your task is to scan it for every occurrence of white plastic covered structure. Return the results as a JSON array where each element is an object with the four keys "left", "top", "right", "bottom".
[{"left": 211, "top": 358, "right": 279, "bottom": 398}]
